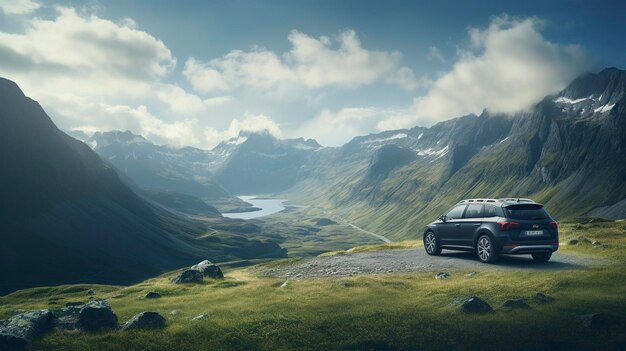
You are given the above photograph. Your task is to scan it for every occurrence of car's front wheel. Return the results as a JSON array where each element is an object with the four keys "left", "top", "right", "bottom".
[
  {"left": 531, "top": 252, "right": 552, "bottom": 262},
  {"left": 476, "top": 234, "right": 498, "bottom": 263},
  {"left": 423, "top": 231, "right": 442, "bottom": 256}
]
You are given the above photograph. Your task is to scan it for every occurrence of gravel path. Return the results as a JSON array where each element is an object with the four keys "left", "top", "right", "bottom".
[{"left": 261, "top": 249, "right": 604, "bottom": 279}]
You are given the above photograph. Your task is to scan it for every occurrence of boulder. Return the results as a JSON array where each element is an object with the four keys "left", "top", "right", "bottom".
[
  {"left": 435, "top": 272, "right": 450, "bottom": 279},
  {"left": 190, "top": 260, "right": 224, "bottom": 279},
  {"left": 500, "top": 299, "right": 530, "bottom": 310},
  {"left": 87, "top": 289, "right": 96, "bottom": 296},
  {"left": 65, "top": 301, "right": 84, "bottom": 307},
  {"left": 52, "top": 300, "right": 117, "bottom": 331},
  {"left": 460, "top": 297, "right": 494, "bottom": 314},
  {"left": 575, "top": 313, "right": 614, "bottom": 328},
  {"left": 145, "top": 291, "right": 161, "bottom": 299},
  {"left": 566, "top": 239, "right": 579, "bottom": 245},
  {"left": 171, "top": 269, "right": 204, "bottom": 284},
  {"left": 315, "top": 218, "right": 337, "bottom": 226},
  {"left": 0, "top": 310, "right": 53, "bottom": 350},
  {"left": 532, "top": 292, "right": 555, "bottom": 304},
  {"left": 121, "top": 312, "right": 166, "bottom": 331},
  {"left": 78, "top": 300, "right": 118, "bottom": 331}
]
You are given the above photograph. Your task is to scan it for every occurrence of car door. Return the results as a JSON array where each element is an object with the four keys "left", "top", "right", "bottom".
[
  {"left": 438, "top": 205, "right": 466, "bottom": 245},
  {"left": 459, "top": 204, "right": 484, "bottom": 246}
]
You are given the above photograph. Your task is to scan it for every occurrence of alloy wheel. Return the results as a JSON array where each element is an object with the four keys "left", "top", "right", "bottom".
[
  {"left": 425, "top": 233, "right": 436, "bottom": 254},
  {"left": 477, "top": 236, "right": 491, "bottom": 261}
]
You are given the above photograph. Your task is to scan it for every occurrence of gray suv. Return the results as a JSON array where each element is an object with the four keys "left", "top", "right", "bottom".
[{"left": 423, "top": 198, "right": 559, "bottom": 263}]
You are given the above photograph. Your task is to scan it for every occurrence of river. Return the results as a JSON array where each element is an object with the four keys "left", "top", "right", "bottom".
[{"left": 222, "top": 196, "right": 287, "bottom": 220}]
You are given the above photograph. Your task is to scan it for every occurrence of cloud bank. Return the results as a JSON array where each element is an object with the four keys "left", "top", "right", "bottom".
[
  {"left": 184, "top": 30, "right": 419, "bottom": 93},
  {"left": 381, "top": 16, "right": 590, "bottom": 128}
]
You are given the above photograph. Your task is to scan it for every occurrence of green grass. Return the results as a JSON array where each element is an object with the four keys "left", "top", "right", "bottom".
[{"left": 1, "top": 221, "right": 625, "bottom": 351}]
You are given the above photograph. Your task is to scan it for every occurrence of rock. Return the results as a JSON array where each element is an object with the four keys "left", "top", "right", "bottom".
[
  {"left": 65, "top": 301, "right": 84, "bottom": 307},
  {"left": 460, "top": 297, "right": 494, "bottom": 314},
  {"left": 279, "top": 280, "right": 289, "bottom": 288},
  {"left": 86, "top": 289, "right": 95, "bottom": 296},
  {"left": 190, "top": 260, "right": 224, "bottom": 279},
  {"left": 77, "top": 300, "right": 118, "bottom": 331},
  {"left": 500, "top": 299, "right": 530, "bottom": 310},
  {"left": 191, "top": 314, "right": 208, "bottom": 321},
  {"left": 591, "top": 240, "right": 605, "bottom": 248},
  {"left": 532, "top": 292, "right": 555, "bottom": 304},
  {"left": 465, "top": 272, "right": 478, "bottom": 277},
  {"left": 170, "top": 310, "right": 179, "bottom": 316},
  {"left": 145, "top": 291, "right": 161, "bottom": 299},
  {"left": 121, "top": 312, "right": 166, "bottom": 331},
  {"left": 171, "top": 269, "right": 204, "bottom": 284},
  {"left": 575, "top": 313, "right": 614, "bottom": 328},
  {"left": 51, "top": 300, "right": 117, "bottom": 331},
  {"left": 315, "top": 218, "right": 337, "bottom": 226},
  {"left": 435, "top": 272, "right": 451, "bottom": 279},
  {"left": 566, "top": 239, "right": 579, "bottom": 245},
  {"left": 0, "top": 310, "right": 53, "bottom": 350},
  {"left": 337, "top": 280, "right": 354, "bottom": 287}
]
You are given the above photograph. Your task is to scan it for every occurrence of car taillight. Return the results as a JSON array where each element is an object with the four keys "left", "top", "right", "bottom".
[
  {"left": 549, "top": 221, "right": 558, "bottom": 229},
  {"left": 498, "top": 221, "right": 521, "bottom": 231}
]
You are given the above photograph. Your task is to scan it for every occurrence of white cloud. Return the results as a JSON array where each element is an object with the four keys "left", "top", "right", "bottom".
[
  {"left": 184, "top": 29, "right": 419, "bottom": 93},
  {"left": 0, "top": 6, "right": 228, "bottom": 147},
  {"left": 427, "top": 46, "right": 446, "bottom": 62},
  {"left": 203, "top": 113, "right": 282, "bottom": 147},
  {"left": 407, "top": 16, "right": 589, "bottom": 126},
  {"left": 0, "top": 0, "right": 40, "bottom": 15}
]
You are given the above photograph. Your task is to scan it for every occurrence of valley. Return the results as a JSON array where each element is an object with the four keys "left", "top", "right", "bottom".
[{"left": 1, "top": 67, "right": 626, "bottom": 350}]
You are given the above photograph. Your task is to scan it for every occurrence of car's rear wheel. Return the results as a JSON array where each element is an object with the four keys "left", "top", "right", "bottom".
[
  {"left": 476, "top": 234, "right": 498, "bottom": 263},
  {"left": 424, "top": 231, "right": 442, "bottom": 256},
  {"left": 531, "top": 252, "right": 552, "bottom": 262}
]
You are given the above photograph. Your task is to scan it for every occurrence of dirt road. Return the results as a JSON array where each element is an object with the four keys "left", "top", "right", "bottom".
[{"left": 261, "top": 249, "right": 604, "bottom": 279}]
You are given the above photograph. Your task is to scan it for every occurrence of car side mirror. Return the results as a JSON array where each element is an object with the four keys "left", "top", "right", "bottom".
[{"left": 439, "top": 215, "right": 447, "bottom": 222}]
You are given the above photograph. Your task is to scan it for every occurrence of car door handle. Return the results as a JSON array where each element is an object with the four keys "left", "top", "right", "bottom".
[
  {"left": 455, "top": 224, "right": 461, "bottom": 227},
  {"left": 473, "top": 223, "right": 480, "bottom": 227}
]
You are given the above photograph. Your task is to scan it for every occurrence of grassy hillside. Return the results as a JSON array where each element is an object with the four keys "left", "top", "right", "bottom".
[{"left": 2, "top": 220, "right": 624, "bottom": 351}]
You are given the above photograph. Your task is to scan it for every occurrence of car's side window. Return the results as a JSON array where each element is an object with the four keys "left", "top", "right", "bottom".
[
  {"left": 484, "top": 205, "right": 498, "bottom": 217},
  {"left": 463, "top": 204, "right": 483, "bottom": 218},
  {"left": 446, "top": 205, "right": 466, "bottom": 220}
]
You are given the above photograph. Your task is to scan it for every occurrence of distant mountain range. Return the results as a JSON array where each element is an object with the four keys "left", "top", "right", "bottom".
[
  {"left": 0, "top": 78, "right": 286, "bottom": 294},
  {"left": 81, "top": 68, "right": 625, "bottom": 244}
]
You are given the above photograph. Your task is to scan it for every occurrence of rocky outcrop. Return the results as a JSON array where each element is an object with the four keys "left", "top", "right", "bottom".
[
  {"left": 460, "top": 297, "right": 494, "bottom": 314},
  {"left": 190, "top": 260, "right": 224, "bottom": 279},
  {"left": 121, "top": 312, "right": 166, "bottom": 331},
  {"left": 51, "top": 300, "right": 118, "bottom": 332},
  {"left": 171, "top": 269, "right": 204, "bottom": 284},
  {"left": 145, "top": 291, "right": 161, "bottom": 299},
  {"left": 0, "top": 310, "right": 53, "bottom": 351}
]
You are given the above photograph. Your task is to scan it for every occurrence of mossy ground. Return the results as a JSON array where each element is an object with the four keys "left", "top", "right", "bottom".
[{"left": 1, "top": 220, "right": 624, "bottom": 351}]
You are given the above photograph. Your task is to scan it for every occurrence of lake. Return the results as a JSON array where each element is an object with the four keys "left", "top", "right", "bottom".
[{"left": 222, "top": 196, "right": 286, "bottom": 219}]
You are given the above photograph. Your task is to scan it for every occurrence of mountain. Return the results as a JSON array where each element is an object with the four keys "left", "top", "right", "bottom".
[
  {"left": 213, "top": 131, "right": 322, "bottom": 194},
  {"left": 84, "top": 130, "right": 250, "bottom": 212},
  {"left": 0, "top": 78, "right": 287, "bottom": 294},
  {"left": 284, "top": 68, "right": 626, "bottom": 240}
]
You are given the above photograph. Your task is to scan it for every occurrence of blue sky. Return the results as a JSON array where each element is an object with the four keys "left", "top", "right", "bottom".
[{"left": 0, "top": 0, "right": 624, "bottom": 147}]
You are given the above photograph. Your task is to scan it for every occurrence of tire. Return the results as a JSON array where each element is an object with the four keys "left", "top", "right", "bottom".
[
  {"left": 476, "top": 234, "right": 498, "bottom": 263},
  {"left": 423, "top": 231, "right": 442, "bottom": 256},
  {"left": 532, "top": 252, "right": 552, "bottom": 262}
]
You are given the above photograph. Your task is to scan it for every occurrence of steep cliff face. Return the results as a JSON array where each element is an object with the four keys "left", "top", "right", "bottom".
[{"left": 0, "top": 78, "right": 211, "bottom": 294}]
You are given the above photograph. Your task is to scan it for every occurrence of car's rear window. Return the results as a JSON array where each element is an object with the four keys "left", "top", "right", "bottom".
[{"left": 506, "top": 204, "right": 549, "bottom": 220}]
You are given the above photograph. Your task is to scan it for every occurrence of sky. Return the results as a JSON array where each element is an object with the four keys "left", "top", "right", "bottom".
[{"left": 0, "top": 0, "right": 624, "bottom": 148}]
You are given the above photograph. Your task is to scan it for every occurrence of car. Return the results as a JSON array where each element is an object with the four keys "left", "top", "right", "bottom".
[{"left": 423, "top": 198, "right": 559, "bottom": 263}]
